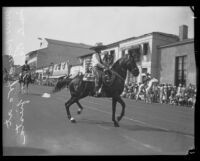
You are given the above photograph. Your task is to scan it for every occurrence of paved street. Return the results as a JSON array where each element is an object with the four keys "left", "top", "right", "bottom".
[{"left": 3, "top": 82, "right": 194, "bottom": 155}]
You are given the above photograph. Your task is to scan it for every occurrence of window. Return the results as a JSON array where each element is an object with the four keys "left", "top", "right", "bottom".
[
  {"left": 54, "top": 65, "right": 57, "bottom": 70},
  {"left": 175, "top": 56, "right": 187, "bottom": 86},
  {"left": 62, "top": 62, "right": 66, "bottom": 70},
  {"left": 108, "top": 50, "right": 115, "bottom": 65},
  {"left": 121, "top": 50, "right": 126, "bottom": 57},
  {"left": 142, "top": 68, "right": 147, "bottom": 73},
  {"left": 143, "top": 43, "right": 149, "bottom": 55},
  {"left": 110, "top": 50, "right": 115, "bottom": 55},
  {"left": 129, "top": 48, "right": 141, "bottom": 62},
  {"left": 58, "top": 64, "right": 61, "bottom": 70}
]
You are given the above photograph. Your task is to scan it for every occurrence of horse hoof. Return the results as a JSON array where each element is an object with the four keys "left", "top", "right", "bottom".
[
  {"left": 77, "top": 110, "right": 82, "bottom": 115},
  {"left": 70, "top": 117, "right": 76, "bottom": 123},
  {"left": 71, "top": 120, "right": 76, "bottom": 123},
  {"left": 117, "top": 116, "right": 122, "bottom": 122},
  {"left": 114, "top": 122, "right": 120, "bottom": 127}
]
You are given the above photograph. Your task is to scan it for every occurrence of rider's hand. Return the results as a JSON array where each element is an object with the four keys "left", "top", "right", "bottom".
[{"left": 104, "top": 67, "right": 109, "bottom": 72}]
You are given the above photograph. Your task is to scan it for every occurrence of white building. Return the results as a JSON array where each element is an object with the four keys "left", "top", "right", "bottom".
[{"left": 100, "top": 32, "right": 179, "bottom": 84}]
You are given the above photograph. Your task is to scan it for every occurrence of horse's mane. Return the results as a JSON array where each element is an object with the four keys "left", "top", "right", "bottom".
[{"left": 111, "top": 55, "right": 127, "bottom": 70}]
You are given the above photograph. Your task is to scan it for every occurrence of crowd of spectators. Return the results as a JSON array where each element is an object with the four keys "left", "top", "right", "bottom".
[{"left": 121, "top": 82, "right": 196, "bottom": 108}]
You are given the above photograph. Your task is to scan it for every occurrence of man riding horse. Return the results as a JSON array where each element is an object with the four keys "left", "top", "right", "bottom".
[
  {"left": 52, "top": 52, "right": 139, "bottom": 127},
  {"left": 91, "top": 51, "right": 112, "bottom": 97},
  {"left": 21, "top": 60, "right": 31, "bottom": 81}
]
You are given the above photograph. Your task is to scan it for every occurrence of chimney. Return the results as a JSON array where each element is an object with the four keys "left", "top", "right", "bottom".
[
  {"left": 179, "top": 25, "right": 188, "bottom": 41},
  {"left": 95, "top": 42, "right": 103, "bottom": 46}
]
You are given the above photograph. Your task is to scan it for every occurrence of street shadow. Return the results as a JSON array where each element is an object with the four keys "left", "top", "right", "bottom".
[
  {"left": 120, "top": 123, "right": 194, "bottom": 137},
  {"left": 3, "top": 146, "right": 49, "bottom": 156},
  {"left": 78, "top": 118, "right": 194, "bottom": 138},
  {"left": 27, "top": 93, "right": 42, "bottom": 96},
  {"left": 18, "top": 92, "right": 43, "bottom": 97},
  {"left": 78, "top": 118, "right": 114, "bottom": 128}
]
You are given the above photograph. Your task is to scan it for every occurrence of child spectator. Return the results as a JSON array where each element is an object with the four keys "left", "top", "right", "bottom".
[
  {"left": 159, "top": 84, "right": 164, "bottom": 104},
  {"left": 169, "top": 86, "right": 176, "bottom": 105},
  {"left": 162, "top": 85, "right": 167, "bottom": 104}
]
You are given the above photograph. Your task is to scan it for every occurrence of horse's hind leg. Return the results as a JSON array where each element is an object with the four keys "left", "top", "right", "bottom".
[
  {"left": 116, "top": 96, "right": 125, "bottom": 122},
  {"left": 65, "top": 96, "right": 78, "bottom": 123},
  {"left": 19, "top": 83, "right": 21, "bottom": 93},
  {"left": 76, "top": 100, "right": 83, "bottom": 114},
  {"left": 26, "top": 83, "right": 28, "bottom": 94}
]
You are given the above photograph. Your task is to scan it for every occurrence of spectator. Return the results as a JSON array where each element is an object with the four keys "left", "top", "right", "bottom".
[
  {"left": 159, "top": 84, "right": 164, "bottom": 104},
  {"left": 163, "top": 85, "right": 167, "bottom": 104},
  {"left": 176, "top": 84, "right": 182, "bottom": 97},
  {"left": 169, "top": 86, "right": 176, "bottom": 105},
  {"left": 121, "top": 81, "right": 196, "bottom": 108}
]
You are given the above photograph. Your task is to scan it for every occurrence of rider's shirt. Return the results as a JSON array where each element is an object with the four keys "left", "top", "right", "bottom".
[
  {"left": 21, "top": 64, "right": 30, "bottom": 77},
  {"left": 22, "top": 64, "right": 30, "bottom": 72},
  {"left": 91, "top": 53, "right": 104, "bottom": 69}
]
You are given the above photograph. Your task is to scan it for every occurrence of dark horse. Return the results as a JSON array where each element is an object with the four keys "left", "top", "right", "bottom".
[
  {"left": 19, "top": 72, "right": 32, "bottom": 94},
  {"left": 53, "top": 53, "right": 139, "bottom": 127}
]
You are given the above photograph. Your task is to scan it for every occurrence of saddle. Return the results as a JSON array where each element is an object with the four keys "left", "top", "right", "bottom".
[
  {"left": 102, "top": 69, "right": 115, "bottom": 87},
  {"left": 83, "top": 72, "right": 95, "bottom": 81}
]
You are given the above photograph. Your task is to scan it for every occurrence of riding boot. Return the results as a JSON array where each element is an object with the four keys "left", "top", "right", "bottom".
[
  {"left": 94, "top": 86, "right": 102, "bottom": 97},
  {"left": 94, "top": 81, "right": 102, "bottom": 97},
  {"left": 93, "top": 68, "right": 103, "bottom": 97}
]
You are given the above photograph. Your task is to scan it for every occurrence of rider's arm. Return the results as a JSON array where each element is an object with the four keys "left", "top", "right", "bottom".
[{"left": 92, "top": 53, "right": 105, "bottom": 69}]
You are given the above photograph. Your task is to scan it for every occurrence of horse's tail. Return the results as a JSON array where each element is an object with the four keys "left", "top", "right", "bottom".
[{"left": 52, "top": 77, "right": 72, "bottom": 93}]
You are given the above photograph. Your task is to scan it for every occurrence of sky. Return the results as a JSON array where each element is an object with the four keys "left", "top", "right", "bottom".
[{"left": 3, "top": 7, "right": 194, "bottom": 65}]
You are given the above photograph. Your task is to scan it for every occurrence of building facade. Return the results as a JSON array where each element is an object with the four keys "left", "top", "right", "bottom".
[
  {"left": 159, "top": 39, "right": 195, "bottom": 86},
  {"left": 98, "top": 32, "right": 179, "bottom": 84},
  {"left": 25, "top": 38, "right": 95, "bottom": 80},
  {"left": 158, "top": 25, "right": 196, "bottom": 87},
  {"left": 24, "top": 25, "right": 195, "bottom": 87}
]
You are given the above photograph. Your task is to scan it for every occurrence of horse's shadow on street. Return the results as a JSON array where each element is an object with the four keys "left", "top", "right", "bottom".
[{"left": 78, "top": 118, "right": 193, "bottom": 137}]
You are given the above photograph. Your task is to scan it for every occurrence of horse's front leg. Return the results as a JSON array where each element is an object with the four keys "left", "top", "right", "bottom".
[
  {"left": 19, "top": 83, "right": 21, "bottom": 93},
  {"left": 65, "top": 96, "right": 77, "bottom": 123},
  {"left": 116, "top": 96, "right": 126, "bottom": 122},
  {"left": 112, "top": 97, "right": 119, "bottom": 127}
]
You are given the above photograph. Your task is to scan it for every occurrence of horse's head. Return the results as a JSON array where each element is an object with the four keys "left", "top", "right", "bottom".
[{"left": 125, "top": 53, "right": 139, "bottom": 77}]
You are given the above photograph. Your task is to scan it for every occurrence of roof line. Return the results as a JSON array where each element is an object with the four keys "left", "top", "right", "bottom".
[
  {"left": 104, "top": 32, "right": 179, "bottom": 48},
  {"left": 45, "top": 38, "right": 94, "bottom": 49},
  {"left": 158, "top": 38, "right": 194, "bottom": 48}
]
